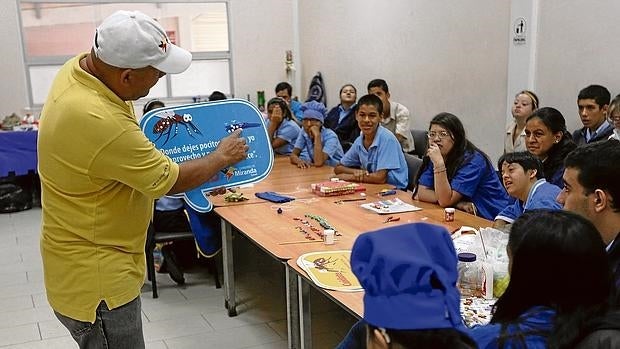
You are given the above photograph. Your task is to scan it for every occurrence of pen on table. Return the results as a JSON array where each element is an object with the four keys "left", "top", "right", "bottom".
[{"left": 334, "top": 198, "right": 366, "bottom": 204}]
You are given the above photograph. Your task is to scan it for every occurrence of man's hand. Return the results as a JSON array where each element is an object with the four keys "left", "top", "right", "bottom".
[
  {"left": 215, "top": 129, "right": 249, "bottom": 165},
  {"left": 168, "top": 130, "right": 249, "bottom": 195}
]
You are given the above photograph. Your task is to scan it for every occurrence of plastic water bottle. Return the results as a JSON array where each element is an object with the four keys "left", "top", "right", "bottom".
[{"left": 458, "top": 252, "right": 484, "bottom": 297}]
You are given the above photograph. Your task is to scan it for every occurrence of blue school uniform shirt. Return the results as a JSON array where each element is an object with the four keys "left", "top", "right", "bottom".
[
  {"left": 495, "top": 179, "right": 562, "bottom": 223},
  {"left": 418, "top": 151, "right": 510, "bottom": 220},
  {"left": 155, "top": 196, "right": 184, "bottom": 211},
  {"left": 293, "top": 127, "right": 344, "bottom": 167},
  {"left": 339, "top": 126, "right": 408, "bottom": 189},
  {"left": 468, "top": 306, "right": 554, "bottom": 349},
  {"left": 290, "top": 100, "right": 303, "bottom": 121},
  {"left": 547, "top": 166, "right": 565, "bottom": 188},
  {"left": 268, "top": 118, "right": 301, "bottom": 155}
]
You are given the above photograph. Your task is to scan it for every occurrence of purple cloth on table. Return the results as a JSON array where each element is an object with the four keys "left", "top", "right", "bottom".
[{"left": 0, "top": 131, "right": 38, "bottom": 177}]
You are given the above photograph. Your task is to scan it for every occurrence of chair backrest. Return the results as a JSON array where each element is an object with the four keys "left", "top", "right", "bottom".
[
  {"left": 574, "top": 310, "right": 620, "bottom": 349},
  {"left": 404, "top": 153, "right": 423, "bottom": 191},
  {"left": 410, "top": 129, "right": 429, "bottom": 158}
]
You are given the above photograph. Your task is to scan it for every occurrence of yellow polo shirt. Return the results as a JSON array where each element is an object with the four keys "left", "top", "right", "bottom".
[{"left": 38, "top": 54, "right": 179, "bottom": 323}]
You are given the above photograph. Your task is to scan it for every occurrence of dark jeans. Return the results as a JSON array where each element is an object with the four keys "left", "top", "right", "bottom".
[
  {"left": 54, "top": 297, "right": 144, "bottom": 349},
  {"left": 336, "top": 319, "right": 367, "bottom": 349}
]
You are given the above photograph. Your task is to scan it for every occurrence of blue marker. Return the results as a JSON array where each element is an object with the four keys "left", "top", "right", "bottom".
[{"left": 379, "top": 190, "right": 397, "bottom": 196}]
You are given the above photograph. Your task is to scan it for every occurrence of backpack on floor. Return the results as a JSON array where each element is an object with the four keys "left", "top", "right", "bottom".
[{"left": 0, "top": 183, "right": 32, "bottom": 213}]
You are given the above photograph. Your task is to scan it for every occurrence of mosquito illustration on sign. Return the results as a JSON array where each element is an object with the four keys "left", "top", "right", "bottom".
[
  {"left": 140, "top": 99, "right": 274, "bottom": 212},
  {"left": 152, "top": 110, "right": 203, "bottom": 146}
]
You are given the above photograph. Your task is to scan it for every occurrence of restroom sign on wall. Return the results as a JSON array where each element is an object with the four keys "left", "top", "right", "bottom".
[{"left": 513, "top": 17, "right": 526, "bottom": 45}]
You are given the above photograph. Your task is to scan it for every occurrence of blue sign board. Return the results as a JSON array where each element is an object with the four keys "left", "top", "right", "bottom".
[{"left": 140, "top": 99, "right": 273, "bottom": 212}]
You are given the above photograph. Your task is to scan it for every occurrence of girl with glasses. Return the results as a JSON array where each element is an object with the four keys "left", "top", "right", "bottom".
[{"left": 413, "top": 113, "right": 509, "bottom": 220}]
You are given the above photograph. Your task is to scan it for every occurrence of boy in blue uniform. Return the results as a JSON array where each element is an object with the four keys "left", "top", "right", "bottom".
[
  {"left": 290, "top": 101, "right": 344, "bottom": 167},
  {"left": 275, "top": 82, "right": 303, "bottom": 122},
  {"left": 334, "top": 94, "right": 408, "bottom": 189},
  {"left": 494, "top": 152, "right": 562, "bottom": 229}
]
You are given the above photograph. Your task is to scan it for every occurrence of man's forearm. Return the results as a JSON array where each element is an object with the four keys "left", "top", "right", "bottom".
[{"left": 167, "top": 152, "right": 230, "bottom": 194}]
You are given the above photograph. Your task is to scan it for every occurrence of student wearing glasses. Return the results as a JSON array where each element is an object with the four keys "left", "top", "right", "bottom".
[{"left": 413, "top": 113, "right": 509, "bottom": 220}]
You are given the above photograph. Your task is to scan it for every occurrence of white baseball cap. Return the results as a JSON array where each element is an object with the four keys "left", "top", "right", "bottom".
[{"left": 94, "top": 10, "right": 192, "bottom": 74}]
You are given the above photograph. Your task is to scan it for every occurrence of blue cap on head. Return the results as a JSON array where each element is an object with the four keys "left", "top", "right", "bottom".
[
  {"left": 350, "top": 222, "right": 464, "bottom": 331},
  {"left": 301, "top": 101, "right": 326, "bottom": 123}
]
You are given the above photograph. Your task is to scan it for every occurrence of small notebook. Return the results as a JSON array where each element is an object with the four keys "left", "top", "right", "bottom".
[{"left": 360, "top": 198, "right": 422, "bottom": 215}]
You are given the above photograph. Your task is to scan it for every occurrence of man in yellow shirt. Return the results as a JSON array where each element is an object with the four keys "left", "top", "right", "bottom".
[{"left": 38, "top": 10, "right": 248, "bottom": 348}]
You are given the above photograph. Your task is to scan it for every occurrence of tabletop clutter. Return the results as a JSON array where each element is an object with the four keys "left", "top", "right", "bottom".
[
  {"left": 251, "top": 175, "right": 505, "bottom": 326},
  {"left": 1, "top": 113, "right": 39, "bottom": 131},
  {"left": 303, "top": 179, "right": 509, "bottom": 327},
  {"left": 450, "top": 226, "right": 509, "bottom": 326},
  {"left": 452, "top": 226, "right": 510, "bottom": 300}
]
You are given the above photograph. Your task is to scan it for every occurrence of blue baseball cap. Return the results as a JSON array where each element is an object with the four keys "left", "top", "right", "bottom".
[
  {"left": 350, "top": 222, "right": 465, "bottom": 331},
  {"left": 301, "top": 101, "right": 326, "bottom": 123}
]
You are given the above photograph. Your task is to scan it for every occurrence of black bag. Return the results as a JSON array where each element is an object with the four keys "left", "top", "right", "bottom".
[
  {"left": 0, "top": 183, "right": 32, "bottom": 213},
  {"left": 305, "top": 71, "right": 326, "bottom": 105}
]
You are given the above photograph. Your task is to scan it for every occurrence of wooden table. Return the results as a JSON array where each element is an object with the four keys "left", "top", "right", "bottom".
[{"left": 214, "top": 170, "right": 491, "bottom": 349}]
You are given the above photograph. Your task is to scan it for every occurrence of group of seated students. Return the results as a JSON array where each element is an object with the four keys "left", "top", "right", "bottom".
[
  {"left": 267, "top": 80, "right": 620, "bottom": 347},
  {"left": 269, "top": 81, "right": 619, "bottom": 221}
]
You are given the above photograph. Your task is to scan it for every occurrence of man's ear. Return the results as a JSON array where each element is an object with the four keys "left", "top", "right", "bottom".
[
  {"left": 119, "top": 69, "right": 133, "bottom": 86},
  {"left": 528, "top": 169, "right": 538, "bottom": 180},
  {"left": 593, "top": 189, "right": 607, "bottom": 213}
]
